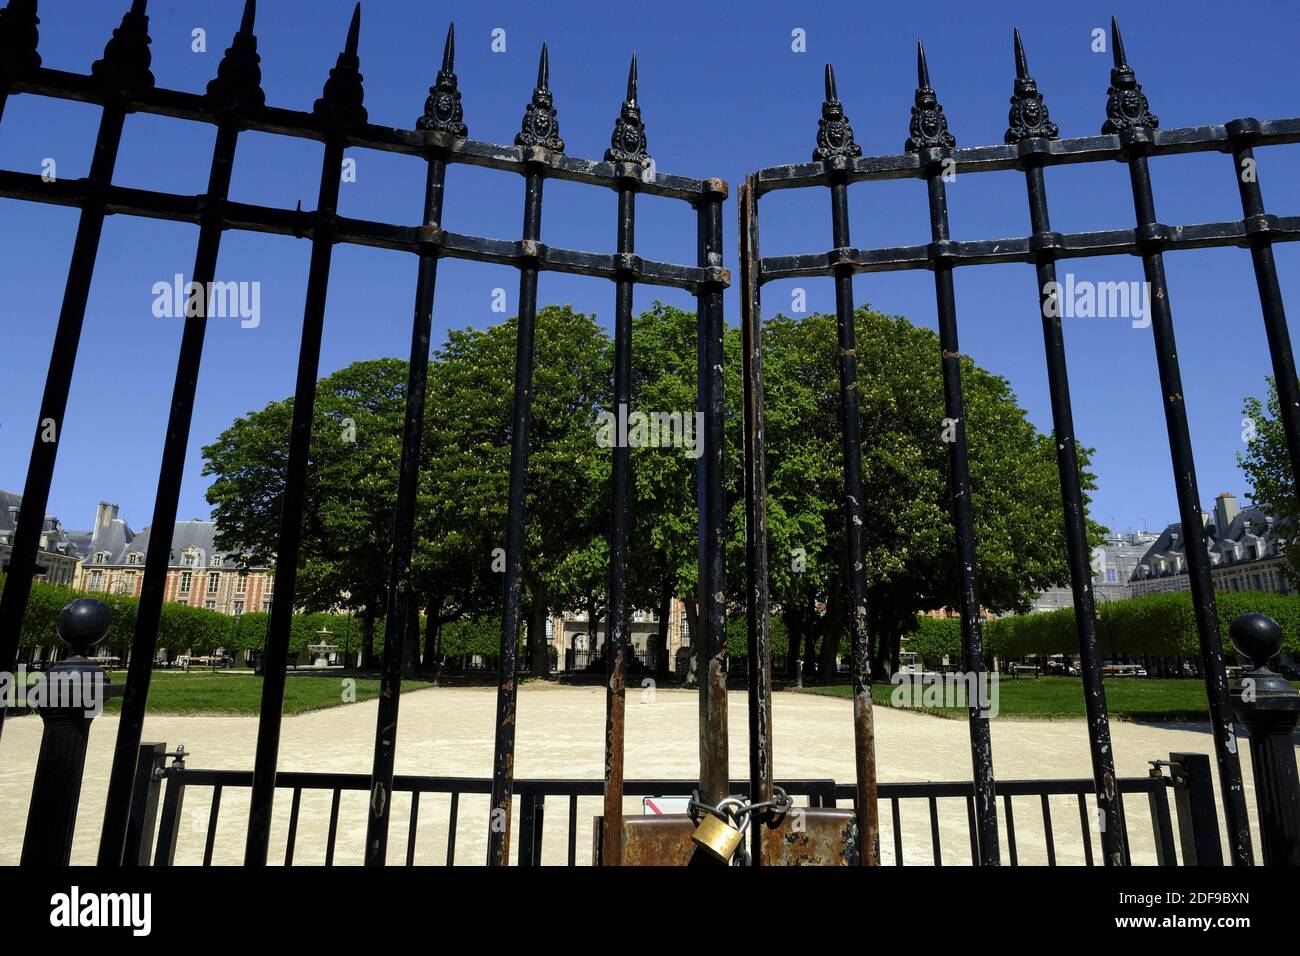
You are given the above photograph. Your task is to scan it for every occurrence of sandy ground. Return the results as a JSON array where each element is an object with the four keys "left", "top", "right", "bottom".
[{"left": 1, "top": 683, "right": 1289, "bottom": 866}]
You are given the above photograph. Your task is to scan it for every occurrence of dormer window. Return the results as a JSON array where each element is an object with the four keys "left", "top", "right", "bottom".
[
  {"left": 182, "top": 550, "right": 197, "bottom": 567},
  {"left": 94, "top": 551, "right": 110, "bottom": 564},
  {"left": 212, "top": 554, "right": 223, "bottom": 568},
  {"left": 127, "top": 552, "right": 141, "bottom": 565}
]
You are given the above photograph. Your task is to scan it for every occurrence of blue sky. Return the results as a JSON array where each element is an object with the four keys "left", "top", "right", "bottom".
[{"left": 1, "top": 0, "right": 1298, "bottom": 538}]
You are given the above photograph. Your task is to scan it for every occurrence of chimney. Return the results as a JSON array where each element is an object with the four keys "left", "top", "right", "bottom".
[
  {"left": 1214, "top": 492, "right": 1239, "bottom": 541},
  {"left": 94, "top": 502, "right": 118, "bottom": 536}
]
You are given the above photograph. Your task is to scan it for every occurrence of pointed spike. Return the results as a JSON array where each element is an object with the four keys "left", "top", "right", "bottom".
[
  {"left": 626, "top": 52, "right": 637, "bottom": 104},
  {"left": 130, "top": 0, "right": 147, "bottom": 15},
  {"left": 441, "top": 22, "right": 455, "bottom": 72},
  {"left": 344, "top": 2, "right": 360, "bottom": 57},
  {"left": 824, "top": 63, "right": 837, "bottom": 102},
  {"left": 239, "top": 0, "right": 256, "bottom": 35},
  {"left": 916, "top": 39, "right": 930, "bottom": 89},
  {"left": 1013, "top": 28, "right": 1028, "bottom": 78},
  {"left": 537, "top": 42, "right": 549, "bottom": 90},
  {"left": 1110, "top": 16, "right": 1127, "bottom": 69}
]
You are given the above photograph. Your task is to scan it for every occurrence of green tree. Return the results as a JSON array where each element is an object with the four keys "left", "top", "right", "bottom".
[{"left": 1239, "top": 377, "right": 1299, "bottom": 584}]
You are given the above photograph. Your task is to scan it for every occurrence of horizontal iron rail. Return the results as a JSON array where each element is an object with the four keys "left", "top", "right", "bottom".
[
  {"left": 6, "top": 68, "right": 719, "bottom": 202},
  {"left": 752, "top": 118, "right": 1300, "bottom": 194},
  {"left": 756, "top": 216, "right": 1300, "bottom": 281},
  {"left": 0, "top": 170, "right": 718, "bottom": 291}
]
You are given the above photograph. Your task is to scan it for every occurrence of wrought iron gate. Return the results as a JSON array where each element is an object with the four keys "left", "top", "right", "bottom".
[
  {"left": 4, "top": 2, "right": 1300, "bottom": 868},
  {"left": 0, "top": 0, "right": 729, "bottom": 867},
  {"left": 739, "top": 20, "right": 1300, "bottom": 867}
]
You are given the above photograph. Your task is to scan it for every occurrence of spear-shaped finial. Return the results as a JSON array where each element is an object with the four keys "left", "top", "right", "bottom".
[
  {"left": 605, "top": 51, "right": 648, "bottom": 165},
  {"left": 1004, "top": 29, "right": 1058, "bottom": 144},
  {"left": 1110, "top": 15, "right": 1127, "bottom": 70},
  {"left": 418, "top": 21, "right": 467, "bottom": 136},
  {"left": 904, "top": 38, "right": 954, "bottom": 152},
  {"left": 92, "top": 0, "right": 155, "bottom": 95},
  {"left": 0, "top": 0, "right": 44, "bottom": 75},
  {"left": 207, "top": 0, "right": 264, "bottom": 109},
  {"left": 313, "top": 2, "right": 367, "bottom": 127},
  {"left": 1100, "top": 15, "right": 1157, "bottom": 133},
  {"left": 441, "top": 20, "right": 454, "bottom": 72},
  {"left": 812, "top": 63, "right": 861, "bottom": 162},
  {"left": 516, "top": 42, "right": 563, "bottom": 151}
]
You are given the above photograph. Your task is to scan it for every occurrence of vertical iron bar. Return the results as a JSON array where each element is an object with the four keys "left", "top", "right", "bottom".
[
  {"left": 1077, "top": 793, "right": 1094, "bottom": 865},
  {"left": 245, "top": 6, "right": 363, "bottom": 864},
  {"left": 1020, "top": 160, "right": 1126, "bottom": 864},
  {"left": 1040, "top": 794, "right": 1056, "bottom": 866},
  {"left": 0, "top": 1, "right": 41, "bottom": 146},
  {"left": 1124, "top": 154, "right": 1252, "bottom": 864},
  {"left": 122, "top": 741, "right": 166, "bottom": 866},
  {"left": 325, "top": 788, "right": 341, "bottom": 866},
  {"left": 202, "top": 785, "right": 221, "bottom": 867},
  {"left": 100, "top": 5, "right": 263, "bottom": 860},
  {"left": 1004, "top": 794, "right": 1018, "bottom": 866},
  {"left": 928, "top": 795, "right": 942, "bottom": 865},
  {"left": 366, "top": 146, "right": 449, "bottom": 867},
  {"left": 406, "top": 791, "right": 420, "bottom": 866},
  {"left": 567, "top": 793, "right": 578, "bottom": 866},
  {"left": 0, "top": 0, "right": 151, "bottom": 736},
  {"left": 695, "top": 180, "right": 729, "bottom": 805},
  {"left": 1227, "top": 126, "right": 1300, "bottom": 516},
  {"left": 891, "top": 797, "right": 903, "bottom": 865},
  {"left": 828, "top": 172, "right": 881, "bottom": 867},
  {"left": 1102, "top": 17, "right": 1251, "bottom": 865},
  {"left": 487, "top": 165, "right": 544, "bottom": 866},
  {"left": 446, "top": 791, "right": 459, "bottom": 866},
  {"left": 739, "top": 177, "right": 775, "bottom": 864},
  {"left": 284, "top": 786, "right": 301, "bottom": 865},
  {"left": 924, "top": 169, "right": 999, "bottom": 865},
  {"left": 601, "top": 181, "right": 635, "bottom": 866}
]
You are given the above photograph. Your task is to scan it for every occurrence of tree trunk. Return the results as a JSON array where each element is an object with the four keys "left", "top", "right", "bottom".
[
  {"left": 421, "top": 595, "right": 443, "bottom": 671},
  {"left": 527, "top": 581, "right": 551, "bottom": 678},
  {"left": 359, "top": 605, "right": 377, "bottom": 670},
  {"left": 683, "top": 596, "right": 700, "bottom": 686},
  {"left": 655, "top": 578, "right": 671, "bottom": 681},
  {"left": 817, "top": 577, "right": 843, "bottom": 683},
  {"left": 400, "top": 591, "right": 421, "bottom": 680}
]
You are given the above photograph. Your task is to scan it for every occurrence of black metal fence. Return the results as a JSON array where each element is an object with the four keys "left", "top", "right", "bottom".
[
  {"left": 126, "top": 741, "right": 1221, "bottom": 867},
  {"left": 738, "top": 19, "right": 1300, "bottom": 867},
  {"left": 0, "top": 0, "right": 728, "bottom": 868}
]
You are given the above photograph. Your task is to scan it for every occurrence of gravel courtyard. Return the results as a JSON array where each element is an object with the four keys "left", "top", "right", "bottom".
[{"left": 0, "top": 683, "right": 1284, "bottom": 866}]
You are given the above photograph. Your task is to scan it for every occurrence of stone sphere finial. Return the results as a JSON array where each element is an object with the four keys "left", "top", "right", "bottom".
[
  {"left": 1229, "top": 612, "right": 1284, "bottom": 668},
  {"left": 56, "top": 598, "right": 112, "bottom": 657}
]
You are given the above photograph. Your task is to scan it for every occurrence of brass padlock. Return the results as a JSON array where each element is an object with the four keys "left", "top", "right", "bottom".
[{"left": 691, "top": 797, "right": 747, "bottom": 863}]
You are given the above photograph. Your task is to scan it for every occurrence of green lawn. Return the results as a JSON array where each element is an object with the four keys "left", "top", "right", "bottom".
[
  {"left": 801, "top": 676, "right": 1296, "bottom": 722},
  {"left": 90, "top": 670, "right": 437, "bottom": 716}
]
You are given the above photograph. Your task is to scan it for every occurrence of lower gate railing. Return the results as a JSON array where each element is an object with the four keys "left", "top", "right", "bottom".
[{"left": 125, "top": 743, "right": 1222, "bottom": 867}]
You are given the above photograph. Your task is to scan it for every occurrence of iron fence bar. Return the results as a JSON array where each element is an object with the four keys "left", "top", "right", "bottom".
[
  {"left": 695, "top": 177, "right": 729, "bottom": 806},
  {"left": 202, "top": 785, "right": 221, "bottom": 867},
  {"left": 0, "top": 2, "right": 40, "bottom": 137},
  {"left": 364, "top": 23, "right": 459, "bottom": 868},
  {"left": 153, "top": 767, "right": 184, "bottom": 867},
  {"left": 600, "top": 55, "right": 645, "bottom": 867},
  {"left": 122, "top": 741, "right": 166, "bottom": 866},
  {"left": 1003, "top": 794, "right": 1017, "bottom": 866},
  {"left": 1148, "top": 779, "right": 1178, "bottom": 866},
  {"left": 406, "top": 791, "right": 420, "bottom": 866},
  {"left": 0, "top": 0, "right": 150, "bottom": 740},
  {"left": 751, "top": 119, "right": 1300, "bottom": 194},
  {"left": 1040, "top": 794, "right": 1056, "bottom": 866},
  {"left": 809, "top": 67, "right": 881, "bottom": 866},
  {"left": 738, "top": 174, "right": 775, "bottom": 865},
  {"left": 98, "top": 3, "right": 262, "bottom": 867},
  {"left": 891, "top": 797, "right": 903, "bottom": 865},
  {"left": 907, "top": 42, "right": 999, "bottom": 865},
  {"left": 567, "top": 794, "right": 578, "bottom": 866},
  {"left": 1005, "top": 29, "right": 1126, "bottom": 866},
  {"left": 488, "top": 44, "right": 560, "bottom": 867},
  {"left": 1076, "top": 793, "right": 1094, "bottom": 865},
  {"left": 325, "top": 788, "right": 341, "bottom": 866},
  {"left": 1101, "top": 19, "right": 1252, "bottom": 866},
  {"left": 244, "top": 5, "right": 364, "bottom": 865},
  {"left": 1227, "top": 122, "right": 1300, "bottom": 518},
  {"left": 284, "top": 786, "right": 302, "bottom": 865},
  {"left": 446, "top": 792, "right": 459, "bottom": 866},
  {"left": 928, "top": 795, "right": 942, "bottom": 865}
]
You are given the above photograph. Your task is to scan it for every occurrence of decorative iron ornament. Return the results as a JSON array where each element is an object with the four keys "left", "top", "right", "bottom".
[
  {"left": 605, "top": 53, "right": 648, "bottom": 166},
  {"left": 1101, "top": 17, "right": 1158, "bottom": 133},
  {"left": 904, "top": 40, "right": 955, "bottom": 152},
  {"left": 91, "top": 0, "right": 154, "bottom": 97},
  {"left": 206, "top": 0, "right": 265, "bottom": 113},
  {"left": 812, "top": 63, "right": 861, "bottom": 162},
  {"left": 516, "top": 43, "right": 563, "bottom": 152},
  {"left": 0, "top": 0, "right": 40, "bottom": 75},
  {"left": 417, "top": 22, "right": 467, "bottom": 137},
  {"left": 313, "top": 2, "right": 367, "bottom": 127},
  {"left": 1004, "top": 29, "right": 1058, "bottom": 144}
]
